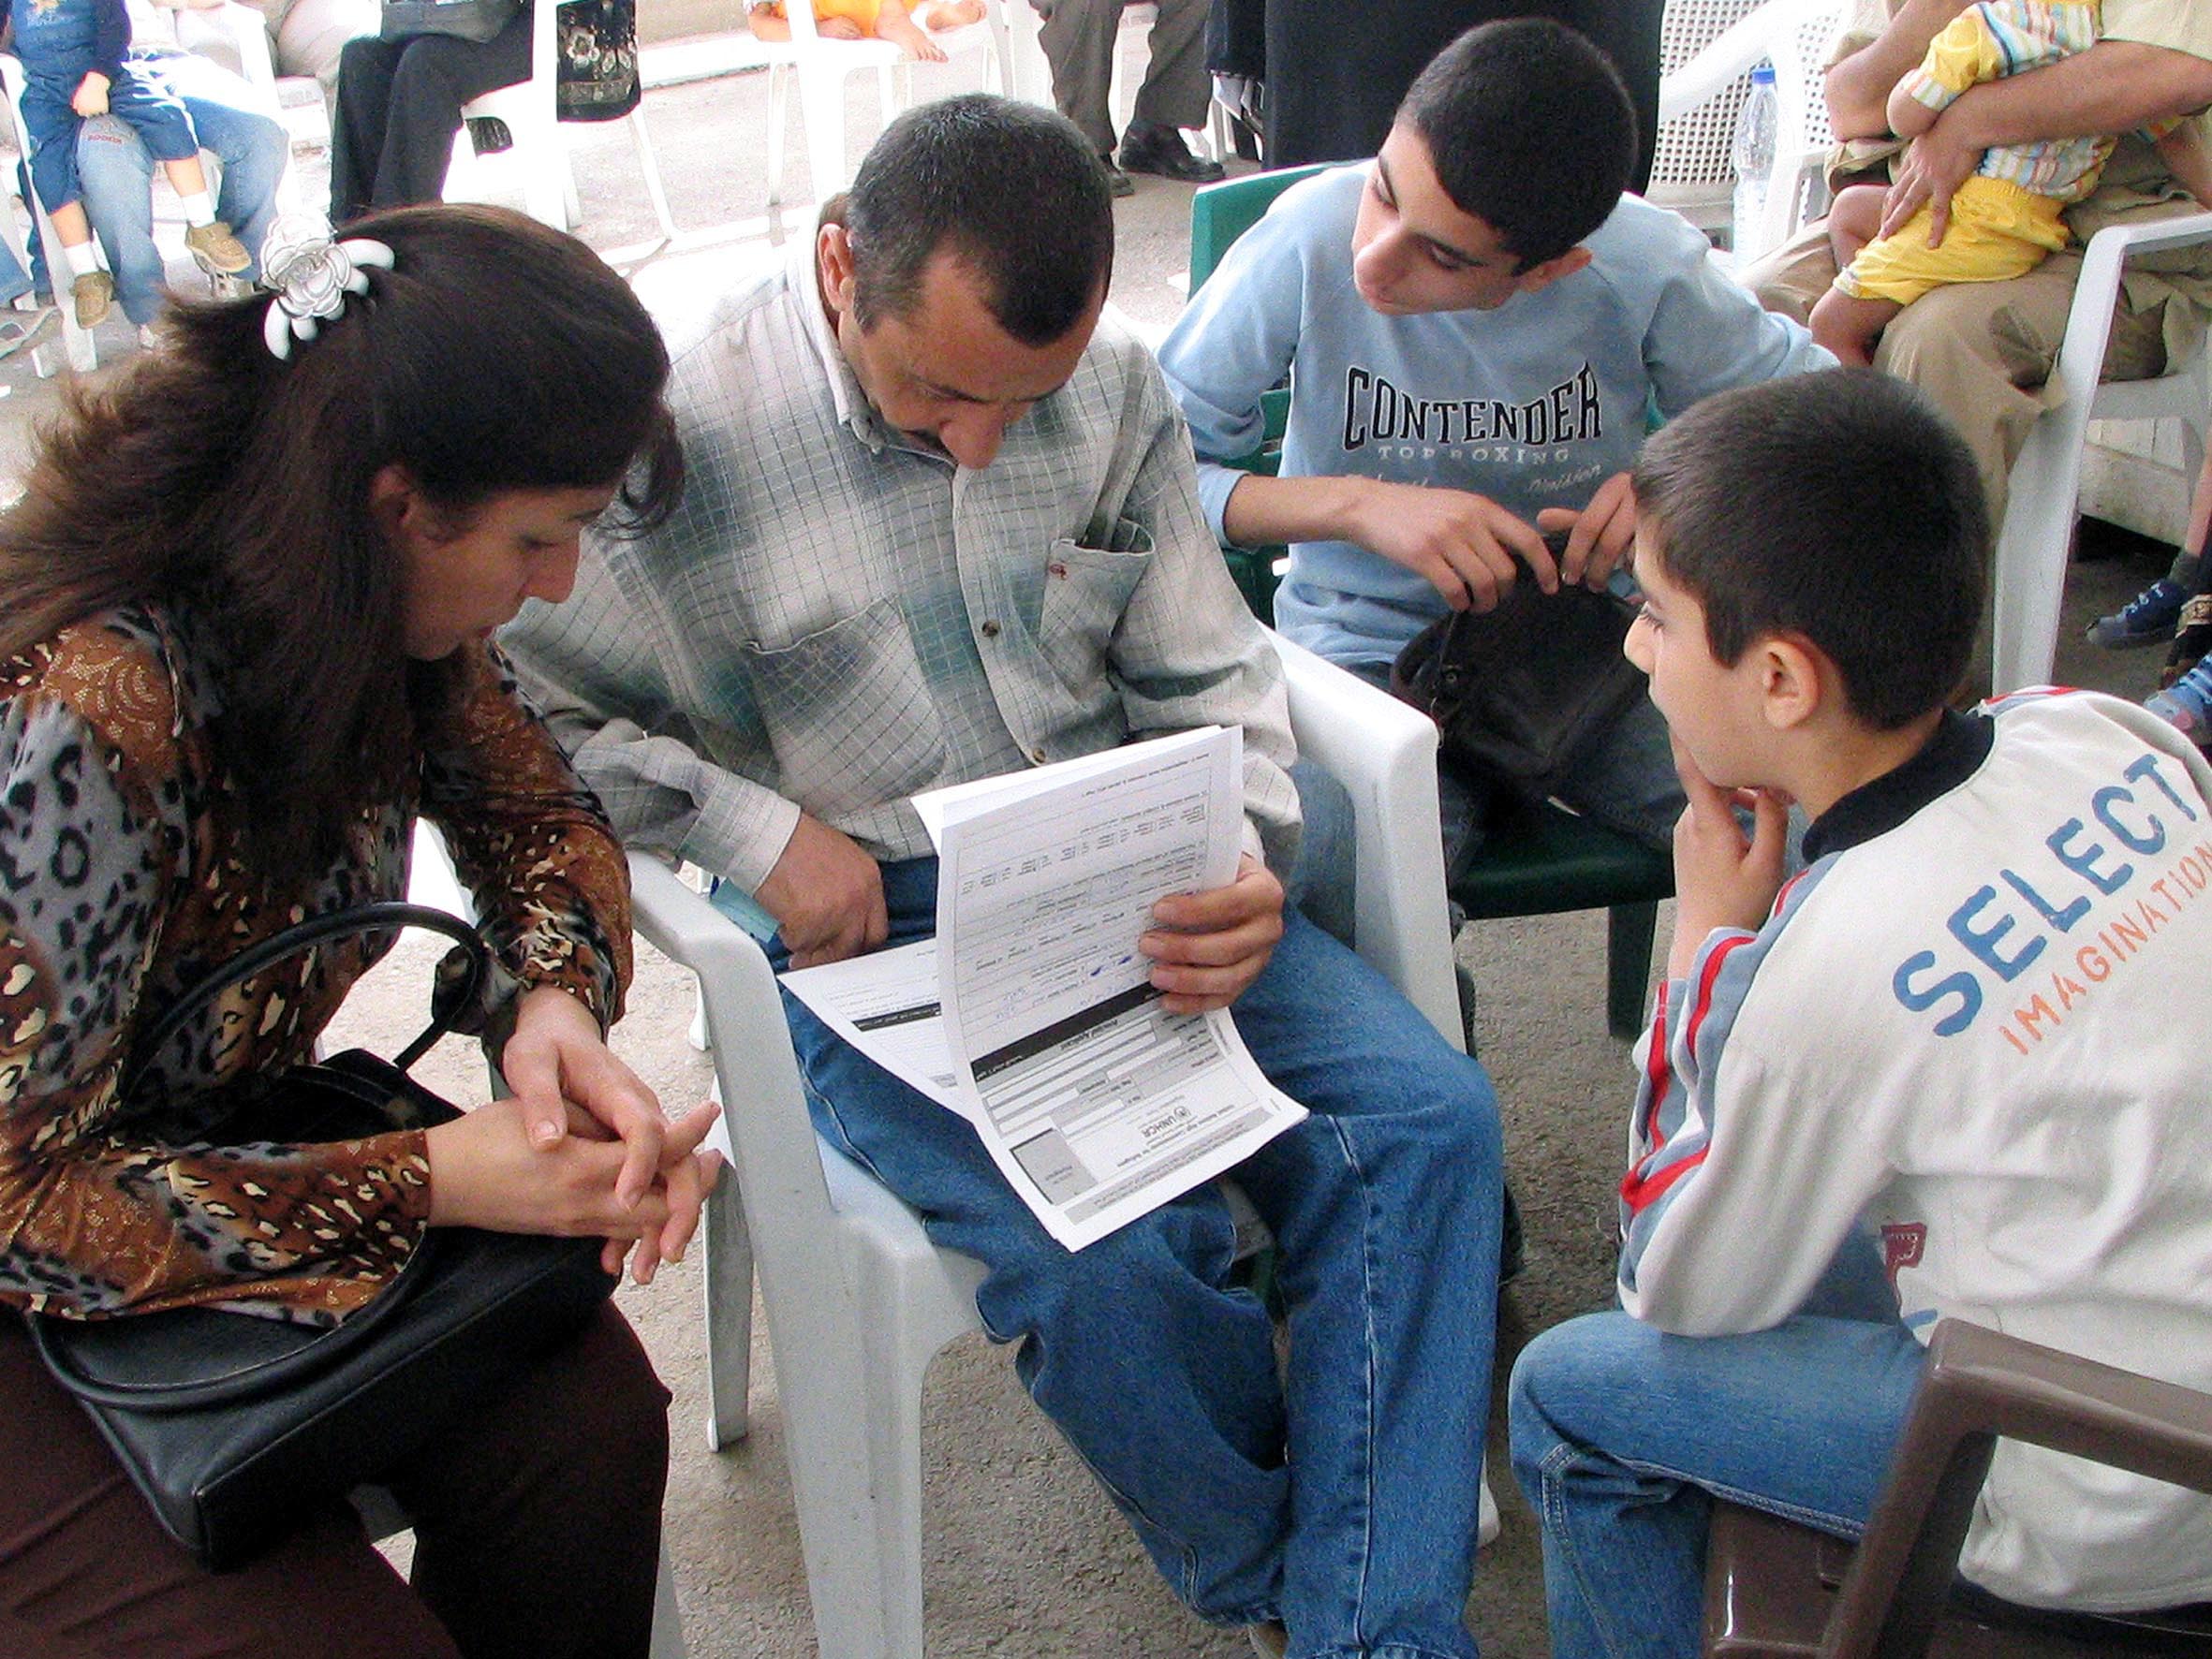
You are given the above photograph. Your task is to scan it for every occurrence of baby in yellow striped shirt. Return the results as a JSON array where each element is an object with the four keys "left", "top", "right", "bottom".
[{"left": 1810, "top": 0, "right": 2209, "bottom": 365}]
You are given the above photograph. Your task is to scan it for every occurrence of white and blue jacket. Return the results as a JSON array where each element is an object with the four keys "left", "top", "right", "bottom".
[{"left": 1622, "top": 692, "right": 2212, "bottom": 1612}]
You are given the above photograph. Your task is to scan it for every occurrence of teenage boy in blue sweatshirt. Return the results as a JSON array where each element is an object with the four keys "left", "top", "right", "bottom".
[{"left": 1158, "top": 19, "right": 1831, "bottom": 864}]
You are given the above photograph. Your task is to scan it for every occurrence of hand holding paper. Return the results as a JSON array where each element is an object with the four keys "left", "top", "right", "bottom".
[{"left": 1141, "top": 855, "right": 1286, "bottom": 1013}]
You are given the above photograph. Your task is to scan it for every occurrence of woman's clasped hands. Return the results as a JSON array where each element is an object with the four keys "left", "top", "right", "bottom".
[{"left": 423, "top": 986, "right": 723, "bottom": 1285}]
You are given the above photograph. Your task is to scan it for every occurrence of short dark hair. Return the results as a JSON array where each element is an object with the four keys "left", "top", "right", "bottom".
[
  {"left": 1632, "top": 371, "right": 1988, "bottom": 730},
  {"left": 1400, "top": 19, "right": 1635, "bottom": 270},
  {"left": 844, "top": 93, "right": 1113, "bottom": 345}
]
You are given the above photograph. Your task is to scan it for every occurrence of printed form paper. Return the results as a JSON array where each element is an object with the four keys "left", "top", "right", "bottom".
[
  {"left": 778, "top": 940, "right": 967, "bottom": 1118},
  {"left": 777, "top": 728, "right": 1306, "bottom": 1249},
  {"left": 929, "top": 727, "right": 1305, "bottom": 1251}
]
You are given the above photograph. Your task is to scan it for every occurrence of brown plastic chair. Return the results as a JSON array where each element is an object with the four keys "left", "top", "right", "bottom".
[{"left": 1703, "top": 1318, "right": 2212, "bottom": 1658}]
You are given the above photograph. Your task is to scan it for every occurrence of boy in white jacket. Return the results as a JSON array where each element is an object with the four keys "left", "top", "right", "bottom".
[{"left": 1508, "top": 369, "right": 2212, "bottom": 1658}]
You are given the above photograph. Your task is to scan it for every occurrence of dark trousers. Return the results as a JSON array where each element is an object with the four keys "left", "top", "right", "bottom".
[
  {"left": 1261, "top": 0, "right": 1660, "bottom": 191},
  {"left": 328, "top": 7, "right": 535, "bottom": 224},
  {"left": 0, "top": 1302, "right": 671, "bottom": 1658},
  {"left": 1035, "top": 0, "right": 1210, "bottom": 155}
]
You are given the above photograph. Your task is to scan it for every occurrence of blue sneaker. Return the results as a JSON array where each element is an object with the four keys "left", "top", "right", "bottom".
[
  {"left": 2146, "top": 656, "right": 2212, "bottom": 741},
  {"left": 2087, "top": 579, "right": 2188, "bottom": 649}
]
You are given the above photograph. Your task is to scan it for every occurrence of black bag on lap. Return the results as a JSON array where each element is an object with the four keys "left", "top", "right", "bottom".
[{"left": 27, "top": 903, "right": 615, "bottom": 1572}]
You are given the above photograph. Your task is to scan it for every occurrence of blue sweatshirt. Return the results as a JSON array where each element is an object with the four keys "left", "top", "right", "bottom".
[{"left": 1158, "top": 165, "right": 1834, "bottom": 668}]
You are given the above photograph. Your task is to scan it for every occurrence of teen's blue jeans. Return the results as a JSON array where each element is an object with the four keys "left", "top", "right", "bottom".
[
  {"left": 77, "top": 52, "right": 288, "bottom": 325},
  {"left": 1507, "top": 1243, "right": 1927, "bottom": 1659},
  {"left": 738, "top": 856, "right": 1504, "bottom": 1659}
]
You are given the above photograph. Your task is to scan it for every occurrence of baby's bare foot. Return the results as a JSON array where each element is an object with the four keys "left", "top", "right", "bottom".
[
  {"left": 917, "top": 0, "right": 982, "bottom": 28},
  {"left": 875, "top": 9, "right": 946, "bottom": 57}
]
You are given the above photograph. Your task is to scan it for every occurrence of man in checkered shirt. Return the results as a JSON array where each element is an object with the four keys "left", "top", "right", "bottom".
[{"left": 505, "top": 94, "right": 1506, "bottom": 1659}]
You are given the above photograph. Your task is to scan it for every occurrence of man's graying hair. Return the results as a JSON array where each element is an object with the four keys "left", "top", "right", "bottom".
[{"left": 844, "top": 93, "right": 1114, "bottom": 345}]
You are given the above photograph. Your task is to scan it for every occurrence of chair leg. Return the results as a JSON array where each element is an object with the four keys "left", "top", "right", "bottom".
[
  {"left": 648, "top": 1537, "right": 687, "bottom": 1658},
  {"left": 799, "top": 65, "right": 853, "bottom": 203},
  {"left": 701, "top": 1172, "right": 755, "bottom": 1450},
  {"left": 765, "top": 64, "right": 790, "bottom": 204},
  {"left": 1606, "top": 900, "right": 1659, "bottom": 1040},
  {"left": 627, "top": 106, "right": 676, "bottom": 240},
  {"left": 856, "top": 1261, "right": 936, "bottom": 1659},
  {"left": 559, "top": 147, "right": 582, "bottom": 229}
]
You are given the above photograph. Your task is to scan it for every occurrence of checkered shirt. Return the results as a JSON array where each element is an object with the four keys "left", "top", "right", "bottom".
[{"left": 502, "top": 239, "right": 1298, "bottom": 897}]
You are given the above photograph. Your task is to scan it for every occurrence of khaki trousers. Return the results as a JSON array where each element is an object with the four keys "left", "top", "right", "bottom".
[{"left": 1746, "top": 219, "right": 2175, "bottom": 525}]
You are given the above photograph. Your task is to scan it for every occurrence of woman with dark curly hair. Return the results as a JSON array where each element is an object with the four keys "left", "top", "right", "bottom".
[{"left": 0, "top": 202, "right": 712, "bottom": 1657}]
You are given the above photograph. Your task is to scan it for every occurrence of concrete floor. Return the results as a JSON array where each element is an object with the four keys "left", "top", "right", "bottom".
[{"left": 0, "top": 27, "right": 2188, "bottom": 1655}]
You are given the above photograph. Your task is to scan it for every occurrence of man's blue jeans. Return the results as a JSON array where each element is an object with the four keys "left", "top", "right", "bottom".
[
  {"left": 1507, "top": 1244, "right": 1926, "bottom": 1659},
  {"left": 740, "top": 856, "right": 1504, "bottom": 1659},
  {"left": 76, "top": 53, "right": 288, "bottom": 326}
]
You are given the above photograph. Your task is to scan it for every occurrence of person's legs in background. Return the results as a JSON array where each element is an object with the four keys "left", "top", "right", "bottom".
[
  {"left": 329, "top": 10, "right": 531, "bottom": 222},
  {"left": 0, "top": 234, "right": 47, "bottom": 358},
  {"left": 1033, "top": 0, "right": 1133, "bottom": 190},
  {"left": 150, "top": 48, "right": 292, "bottom": 276},
  {"left": 1116, "top": 0, "right": 1223, "bottom": 183},
  {"left": 73, "top": 117, "right": 165, "bottom": 329},
  {"left": 67, "top": 53, "right": 288, "bottom": 331},
  {"left": 2092, "top": 443, "right": 2212, "bottom": 651}
]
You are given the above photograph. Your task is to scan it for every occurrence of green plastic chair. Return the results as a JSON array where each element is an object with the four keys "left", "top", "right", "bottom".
[{"left": 1187, "top": 169, "right": 1674, "bottom": 1039}]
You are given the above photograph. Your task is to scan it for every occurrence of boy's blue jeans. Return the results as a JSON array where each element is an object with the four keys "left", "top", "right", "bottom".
[
  {"left": 731, "top": 855, "right": 1505, "bottom": 1658},
  {"left": 1507, "top": 1245, "right": 1927, "bottom": 1659}
]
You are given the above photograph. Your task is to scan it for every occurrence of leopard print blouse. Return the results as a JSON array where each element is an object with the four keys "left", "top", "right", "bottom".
[{"left": 0, "top": 606, "right": 631, "bottom": 1324}]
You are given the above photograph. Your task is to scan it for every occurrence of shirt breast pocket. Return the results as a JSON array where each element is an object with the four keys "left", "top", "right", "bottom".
[
  {"left": 743, "top": 597, "right": 947, "bottom": 815},
  {"left": 1036, "top": 530, "right": 1155, "bottom": 692}
]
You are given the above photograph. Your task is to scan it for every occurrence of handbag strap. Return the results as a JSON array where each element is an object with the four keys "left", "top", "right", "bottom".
[
  {"left": 126, "top": 902, "right": 494, "bottom": 1092},
  {"left": 34, "top": 905, "right": 495, "bottom": 1412}
]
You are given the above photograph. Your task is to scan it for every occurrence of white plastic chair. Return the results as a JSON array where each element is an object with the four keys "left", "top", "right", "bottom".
[
  {"left": 450, "top": 0, "right": 674, "bottom": 238},
  {"left": 0, "top": 0, "right": 273, "bottom": 374},
  {"left": 1653, "top": 0, "right": 1849, "bottom": 260},
  {"left": 1991, "top": 209, "right": 2212, "bottom": 693},
  {"left": 759, "top": 0, "right": 1009, "bottom": 206},
  {"left": 637, "top": 631, "right": 1496, "bottom": 1658},
  {"left": 1644, "top": 0, "right": 1763, "bottom": 235}
]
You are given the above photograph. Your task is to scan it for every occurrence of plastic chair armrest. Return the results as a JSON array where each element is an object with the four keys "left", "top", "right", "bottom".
[
  {"left": 625, "top": 854, "right": 843, "bottom": 1228},
  {"left": 1822, "top": 1318, "right": 2212, "bottom": 1658},
  {"left": 1267, "top": 631, "right": 1459, "bottom": 1050}
]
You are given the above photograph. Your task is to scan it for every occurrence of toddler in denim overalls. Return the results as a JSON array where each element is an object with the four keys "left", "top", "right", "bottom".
[{"left": 7, "top": 0, "right": 251, "bottom": 325}]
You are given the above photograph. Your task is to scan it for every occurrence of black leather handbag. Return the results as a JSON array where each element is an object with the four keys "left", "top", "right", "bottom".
[
  {"left": 1391, "top": 539, "right": 1647, "bottom": 798},
  {"left": 27, "top": 903, "right": 616, "bottom": 1572}
]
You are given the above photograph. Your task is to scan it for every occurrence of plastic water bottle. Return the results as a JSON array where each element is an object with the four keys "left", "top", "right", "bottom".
[{"left": 1731, "top": 63, "right": 1779, "bottom": 268}]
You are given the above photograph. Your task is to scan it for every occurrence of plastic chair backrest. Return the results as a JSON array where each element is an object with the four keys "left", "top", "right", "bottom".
[
  {"left": 1646, "top": 0, "right": 1763, "bottom": 198},
  {"left": 1188, "top": 164, "right": 1326, "bottom": 296},
  {"left": 1187, "top": 164, "right": 1328, "bottom": 615}
]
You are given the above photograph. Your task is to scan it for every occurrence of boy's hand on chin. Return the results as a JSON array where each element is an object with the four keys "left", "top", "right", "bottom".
[{"left": 1667, "top": 740, "right": 1790, "bottom": 977}]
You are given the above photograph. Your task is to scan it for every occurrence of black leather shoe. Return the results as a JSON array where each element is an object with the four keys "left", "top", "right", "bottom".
[
  {"left": 1117, "top": 121, "right": 1225, "bottom": 184},
  {"left": 1098, "top": 152, "right": 1135, "bottom": 198}
]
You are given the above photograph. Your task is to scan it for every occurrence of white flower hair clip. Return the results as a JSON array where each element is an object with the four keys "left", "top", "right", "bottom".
[{"left": 259, "top": 216, "right": 395, "bottom": 361}]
